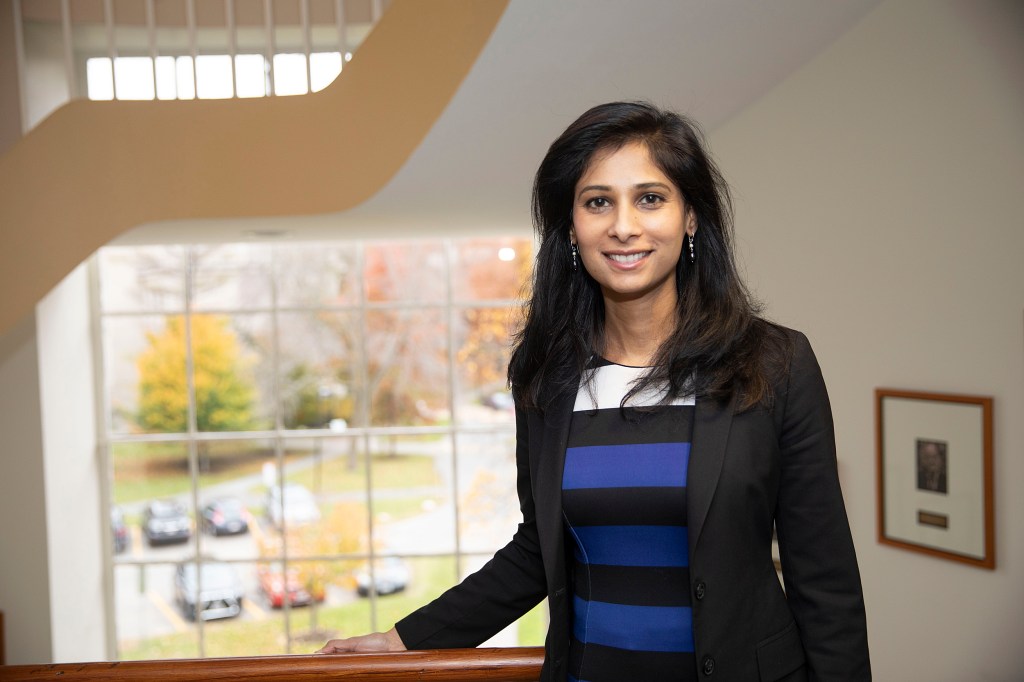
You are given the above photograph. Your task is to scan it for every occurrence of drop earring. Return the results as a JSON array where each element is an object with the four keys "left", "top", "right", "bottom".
[
  {"left": 571, "top": 241, "right": 579, "bottom": 271},
  {"left": 688, "top": 234, "right": 695, "bottom": 263}
]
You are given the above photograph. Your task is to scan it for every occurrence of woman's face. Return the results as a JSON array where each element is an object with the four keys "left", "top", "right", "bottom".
[{"left": 571, "top": 141, "right": 695, "bottom": 308}]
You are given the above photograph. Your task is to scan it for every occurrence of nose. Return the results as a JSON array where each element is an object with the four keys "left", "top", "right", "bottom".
[{"left": 608, "top": 205, "right": 641, "bottom": 241}]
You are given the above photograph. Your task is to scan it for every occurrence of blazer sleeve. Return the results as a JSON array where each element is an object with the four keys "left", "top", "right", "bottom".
[
  {"left": 774, "top": 332, "right": 871, "bottom": 680},
  {"left": 394, "top": 404, "right": 548, "bottom": 648}
]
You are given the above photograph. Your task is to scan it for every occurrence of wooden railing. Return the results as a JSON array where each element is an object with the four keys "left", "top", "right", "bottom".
[{"left": 0, "top": 647, "right": 544, "bottom": 681}]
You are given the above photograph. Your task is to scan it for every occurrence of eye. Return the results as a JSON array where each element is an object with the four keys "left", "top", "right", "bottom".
[
  {"left": 638, "top": 193, "right": 664, "bottom": 206},
  {"left": 584, "top": 197, "right": 610, "bottom": 209}
]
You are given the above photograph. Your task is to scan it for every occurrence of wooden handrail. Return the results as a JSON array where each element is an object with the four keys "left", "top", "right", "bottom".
[{"left": 0, "top": 647, "right": 544, "bottom": 681}]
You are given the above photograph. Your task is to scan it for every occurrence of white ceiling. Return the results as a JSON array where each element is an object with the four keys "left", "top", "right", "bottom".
[{"left": 118, "top": 0, "right": 882, "bottom": 245}]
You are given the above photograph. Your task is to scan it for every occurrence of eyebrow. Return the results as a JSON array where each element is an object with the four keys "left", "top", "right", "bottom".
[{"left": 576, "top": 181, "right": 674, "bottom": 197}]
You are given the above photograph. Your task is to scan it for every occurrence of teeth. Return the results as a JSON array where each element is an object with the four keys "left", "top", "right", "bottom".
[{"left": 607, "top": 252, "right": 649, "bottom": 264}]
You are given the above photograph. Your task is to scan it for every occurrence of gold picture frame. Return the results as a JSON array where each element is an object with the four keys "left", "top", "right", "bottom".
[{"left": 875, "top": 389, "right": 994, "bottom": 569}]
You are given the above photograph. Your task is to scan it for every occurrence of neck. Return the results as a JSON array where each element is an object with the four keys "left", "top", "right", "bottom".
[{"left": 600, "top": 290, "right": 677, "bottom": 367}]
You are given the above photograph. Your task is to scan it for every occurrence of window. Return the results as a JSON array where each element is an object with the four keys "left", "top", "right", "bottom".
[
  {"left": 98, "top": 238, "right": 542, "bottom": 658},
  {"left": 86, "top": 52, "right": 349, "bottom": 101}
]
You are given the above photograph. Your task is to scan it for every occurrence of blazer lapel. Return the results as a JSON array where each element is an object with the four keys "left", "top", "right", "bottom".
[{"left": 688, "top": 393, "right": 737, "bottom": 559}]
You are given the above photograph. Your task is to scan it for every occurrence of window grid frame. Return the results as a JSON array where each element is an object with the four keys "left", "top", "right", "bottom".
[{"left": 95, "top": 239, "right": 524, "bottom": 659}]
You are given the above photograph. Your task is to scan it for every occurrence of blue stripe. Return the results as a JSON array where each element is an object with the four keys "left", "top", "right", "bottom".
[
  {"left": 573, "top": 596, "right": 694, "bottom": 652},
  {"left": 572, "top": 525, "right": 688, "bottom": 567},
  {"left": 563, "top": 443, "right": 690, "bottom": 489}
]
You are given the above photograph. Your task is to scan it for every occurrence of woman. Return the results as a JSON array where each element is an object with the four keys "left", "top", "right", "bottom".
[{"left": 319, "top": 102, "right": 870, "bottom": 681}]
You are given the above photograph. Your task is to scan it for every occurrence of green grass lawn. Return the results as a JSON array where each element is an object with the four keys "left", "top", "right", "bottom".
[
  {"left": 286, "top": 451, "right": 441, "bottom": 491},
  {"left": 112, "top": 441, "right": 441, "bottom": 506}
]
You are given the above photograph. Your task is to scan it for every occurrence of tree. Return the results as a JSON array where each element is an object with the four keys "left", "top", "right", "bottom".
[{"left": 136, "top": 314, "right": 256, "bottom": 432}]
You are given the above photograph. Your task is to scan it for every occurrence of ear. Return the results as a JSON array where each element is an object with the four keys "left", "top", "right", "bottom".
[{"left": 684, "top": 208, "right": 697, "bottom": 237}]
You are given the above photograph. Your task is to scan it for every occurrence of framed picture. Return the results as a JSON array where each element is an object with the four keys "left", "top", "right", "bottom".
[{"left": 875, "top": 389, "right": 994, "bottom": 569}]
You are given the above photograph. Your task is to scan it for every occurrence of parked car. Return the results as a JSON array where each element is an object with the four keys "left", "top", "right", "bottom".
[
  {"left": 111, "top": 506, "right": 129, "bottom": 554},
  {"left": 200, "top": 498, "right": 249, "bottom": 536},
  {"left": 142, "top": 499, "right": 191, "bottom": 546},
  {"left": 257, "top": 563, "right": 325, "bottom": 608},
  {"left": 266, "top": 483, "right": 321, "bottom": 529},
  {"left": 174, "top": 559, "right": 244, "bottom": 621},
  {"left": 355, "top": 557, "right": 410, "bottom": 597}
]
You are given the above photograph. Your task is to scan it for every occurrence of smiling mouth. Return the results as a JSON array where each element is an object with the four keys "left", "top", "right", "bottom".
[{"left": 606, "top": 251, "right": 651, "bottom": 264}]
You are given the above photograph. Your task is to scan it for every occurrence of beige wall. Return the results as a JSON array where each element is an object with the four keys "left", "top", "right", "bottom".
[
  {"left": 711, "top": 1, "right": 1024, "bottom": 679},
  {"left": 37, "top": 264, "right": 105, "bottom": 661},
  {"left": 0, "top": 314, "right": 53, "bottom": 663}
]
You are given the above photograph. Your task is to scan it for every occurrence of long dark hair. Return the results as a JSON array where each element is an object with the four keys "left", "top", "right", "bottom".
[{"left": 508, "top": 101, "right": 788, "bottom": 411}]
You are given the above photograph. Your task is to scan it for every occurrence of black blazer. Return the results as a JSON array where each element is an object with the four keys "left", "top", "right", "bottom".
[{"left": 396, "top": 329, "right": 870, "bottom": 681}]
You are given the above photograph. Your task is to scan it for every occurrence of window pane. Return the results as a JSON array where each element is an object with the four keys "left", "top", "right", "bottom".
[
  {"left": 369, "top": 435, "right": 455, "bottom": 555},
  {"left": 116, "top": 562, "right": 200, "bottom": 660},
  {"left": 275, "top": 243, "right": 359, "bottom": 308},
  {"left": 191, "top": 244, "right": 273, "bottom": 311},
  {"left": 196, "top": 55, "right": 234, "bottom": 99},
  {"left": 310, "top": 52, "right": 342, "bottom": 92},
  {"left": 87, "top": 58, "right": 114, "bottom": 100},
  {"left": 197, "top": 439, "right": 275, "bottom": 562},
  {"left": 114, "top": 57, "right": 156, "bottom": 100},
  {"left": 453, "top": 306, "right": 516, "bottom": 425},
  {"left": 451, "top": 237, "right": 533, "bottom": 302},
  {"left": 300, "top": 558, "right": 375, "bottom": 642},
  {"left": 273, "top": 53, "right": 308, "bottom": 96},
  {"left": 111, "top": 441, "right": 191, "bottom": 511},
  {"left": 99, "top": 245, "right": 185, "bottom": 313},
  {"left": 201, "top": 560, "right": 289, "bottom": 657},
  {"left": 457, "top": 431, "right": 518, "bottom": 554},
  {"left": 366, "top": 309, "right": 449, "bottom": 426},
  {"left": 279, "top": 436, "right": 370, "bottom": 560},
  {"left": 364, "top": 241, "right": 446, "bottom": 303},
  {"left": 122, "top": 446, "right": 196, "bottom": 561},
  {"left": 361, "top": 556, "right": 456, "bottom": 633},
  {"left": 235, "top": 54, "right": 268, "bottom": 98},
  {"left": 189, "top": 313, "right": 275, "bottom": 432},
  {"left": 105, "top": 315, "right": 187, "bottom": 435},
  {"left": 278, "top": 311, "right": 362, "bottom": 430}
]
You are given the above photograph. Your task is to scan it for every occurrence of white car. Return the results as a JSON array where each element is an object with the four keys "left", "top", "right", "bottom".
[
  {"left": 356, "top": 557, "right": 411, "bottom": 597},
  {"left": 266, "top": 483, "right": 322, "bottom": 529}
]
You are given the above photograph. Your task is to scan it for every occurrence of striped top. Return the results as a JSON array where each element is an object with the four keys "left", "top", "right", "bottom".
[{"left": 563, "top": 359, "right": 697, "bottom": 682}]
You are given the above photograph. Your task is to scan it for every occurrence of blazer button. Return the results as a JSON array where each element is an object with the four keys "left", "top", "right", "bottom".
[
  {"left": 694, "top": 581, "right": 706, "bottom": 600},
  {"left": 702, "top": 655, "right": 715, "bottom": 676}
]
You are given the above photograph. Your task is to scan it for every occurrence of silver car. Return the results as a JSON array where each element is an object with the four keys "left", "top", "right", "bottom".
[{"left": 174, "top": 560, "right": 245, "bottom": 621}]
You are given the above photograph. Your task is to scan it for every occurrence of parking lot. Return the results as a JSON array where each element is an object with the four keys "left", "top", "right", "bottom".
[{"left": 111, "top": 427, "right": 520, "bottom": 654}]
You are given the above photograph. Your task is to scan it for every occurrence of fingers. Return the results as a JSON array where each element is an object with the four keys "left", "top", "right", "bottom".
[
  {"left": 316, "top": 632, "right": 394, "bottom": 654},
  {"left": 315, "top": 638, "right": 348, "bottom": 654}
]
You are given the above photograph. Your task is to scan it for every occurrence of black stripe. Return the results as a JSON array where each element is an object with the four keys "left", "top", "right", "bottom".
[
  {"left": 563, "top": 486, "right": 687, "bottom": 526},
  {"left": 572, "top": 564, "right": 692, "bottom": 607},
  {"left": 569, "top": 640, "right": 698, "bottom": 682},
  {"left": 568, "top": 405, "right": 695, "bottom": 447}
]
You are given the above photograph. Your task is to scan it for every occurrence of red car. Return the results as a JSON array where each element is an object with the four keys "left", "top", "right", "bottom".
[{"left": 257, "top": 564, "right": 325, "bottom": 608}]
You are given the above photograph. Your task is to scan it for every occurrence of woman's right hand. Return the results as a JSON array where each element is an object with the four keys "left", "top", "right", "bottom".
[{"left": 316, "top": 627, "right": 407, "bottom": 654}]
